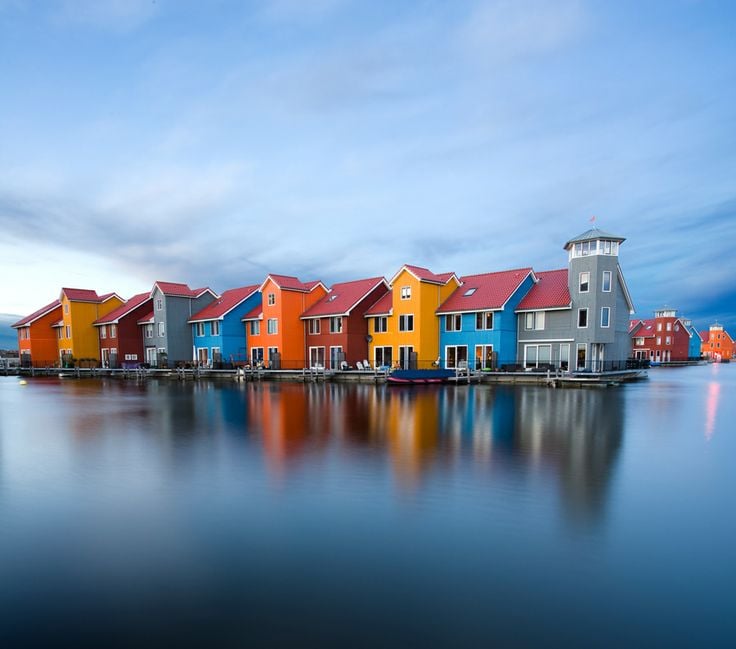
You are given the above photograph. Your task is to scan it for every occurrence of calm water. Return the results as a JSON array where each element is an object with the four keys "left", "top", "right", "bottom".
[{"left": 1, "top": 366, "right": 734, "bottom": 647}]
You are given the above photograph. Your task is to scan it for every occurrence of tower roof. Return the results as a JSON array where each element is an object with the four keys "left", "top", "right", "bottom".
[{"left": 564, "top": 227, "right": 625, "bottom": 250}]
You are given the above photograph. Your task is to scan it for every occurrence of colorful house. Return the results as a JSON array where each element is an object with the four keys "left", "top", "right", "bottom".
[
  {"left": 58, "top": 288, "right": 125, "bottom": 364},
  {"left": 301, "top": 276, "right": 389, "bottom": 369},
  {"left": 700, "top": 323, "right": 736, "bottom": 361},
  {"left": 147, "top": 282, "right": 218, "bottom": 367},
  {"left": 681, "top": 319, "right": 702, "bottom": 360},
  {"left": 92, "top": 292, "right": 152, "bottom": 368},
  {"left": 188, "top": 284, "right": 261, "bottom": 367},
  {"left": 629, "top": 308, "right": 692, "bottom": 363},
  {"left": 436, "top": 268, "right": 536, "bottom": 370},
  {"left": 365, "top": 265, "right": 459, "bottom": 370},
  {"left": 243, "top": 274, "right": 327, "bottom": 369},
  {"left": 516, "top": 228, "right": 635, "bottom": 371},
  {"left": 11, "top": 299, "right": 62, "bottom": 367}
]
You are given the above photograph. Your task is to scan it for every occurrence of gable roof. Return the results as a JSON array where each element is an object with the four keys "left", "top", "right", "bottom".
[
  {"left": 564, "top": 227, "right": 625, "bottom": 249},
  {"left": 260, "top": 274, "right": 326, "bottom": 294},
  {"left": 301, "top": 277, "right": 388, "bottom": 319},
  {"left": 241, "top": 305, "right": 263, "bottom": 321},
  {"left": 188, "top": 285, "right": 259, "bottom": 323},
  {"left": 137, "top": 310, "right": 154, "bottom": 325},
  {"left": 629, "top": 319, "right": 644, "bottom": 334},
  {"left": 631, "top": 319, "right": 656, "bottom": 339},
  {"left": 436, "top": 268, "right": 535, "bottom": 314},
  {"left": 11, "top": 299, "right": 62, "bottom": 328},
  {"left": 60, "top": 288, "right": 101, "bottom": 302},
  {"left": 364, "top": 289, "right": 393, "bottom": 317},
  {"left": 93, "top": 293, "right": 151, "bottom": 325},
  {"left": 152, "top": 281, "right": 217, "bottom": 299},
  {"left": 390, "top": 264, "right": 458, "bottom": 287},
  {"left": 516, "top": 269, "right": 571, "bottom": 311}
]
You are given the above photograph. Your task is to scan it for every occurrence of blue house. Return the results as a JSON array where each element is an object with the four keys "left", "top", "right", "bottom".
[
  {"left": 682, "top": 318, "right": 703, "bottom": 360},
  {"left": 188, "top": 284, "right": 261, "bottom": 367},
  {"left": 436, "top": 268, "right": 536, "bottom": 370}
]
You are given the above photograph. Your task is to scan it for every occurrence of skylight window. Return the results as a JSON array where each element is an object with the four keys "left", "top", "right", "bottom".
[
  {"left": 328, "top": 295, "right": 338, "bottom": 302},
  {"left": 463, "top": 288, "right": 477, "bottom": 296}
]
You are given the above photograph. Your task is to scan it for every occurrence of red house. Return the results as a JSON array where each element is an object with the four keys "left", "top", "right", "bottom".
[
  {"left": 630, "top": 308, "right": 691, "bottom": 362},
  {"left": 700, "top": 323, "right": 736, "bottom": 361},
  {"left": 11, "top": 299, "right": 62, "bottom": 367},
  {"left": 301, "top": 277, "right": 389, "bottom": 369},
  {"left": 92, "top": 292, "right": 152, "bottom": 368}
]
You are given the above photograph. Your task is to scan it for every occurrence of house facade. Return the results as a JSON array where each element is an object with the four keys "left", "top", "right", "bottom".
[
  {"left": 57, "top": 288, "right": 125, "bottom": 364},
  {"left": 147, "top": 282, "right": 218, "bottom": 367},
  {"left": 189, "top": 285, "right": 261, "bottom": 367},
  {"left": 301, "top": 277, "right": 389, "bottom": 369},
  {"left": 436, "top": 268, "right": 536, "bottom": 370},
  {"left": 92, "top": 292, "right": 152, "bottom": 368},
  {"left": 11, "top": 299, "right": 62, "bottom": 367},
  {"left": 700, "top": 324, "right": 735, "bottom": 361},
  {"left": 244, "top": 274, "right": 327, "bottom": 369},
  {"left": 365, "top": 265, "right": 459, "bottom": 370},
  {"left": 630, "top": 308, "right": 692, "bottom": 363},
  {"left": 516, "top": 228, "right": 634, "bottom": 371}
]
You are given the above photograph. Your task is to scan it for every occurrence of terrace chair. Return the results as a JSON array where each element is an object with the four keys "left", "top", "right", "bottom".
[
  {"left": 363, "top": 360, "right": 372, "bottom": 370},
  {"left": 356, "top": 361, "right": 364, "bottom": 370}
]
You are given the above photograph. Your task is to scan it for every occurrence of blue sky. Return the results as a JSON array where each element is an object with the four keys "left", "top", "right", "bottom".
[{"left": 1, "top": 0, "right": 735, "bottom": 344}]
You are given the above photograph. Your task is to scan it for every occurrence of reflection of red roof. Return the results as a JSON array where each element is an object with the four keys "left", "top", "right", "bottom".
[
  {"left": 394, "top": 264, "right": 456, "bottom": 285},
  {"left": 302, "top": 277, "right": 387, "bottom": 318},
  {"left": 61, "top": 288, "right": 101, "bottom": 302},
  {"left": 516, "top": 269, "right": 571, "bottom": 311},
  {"left": 11, "top": 299, "right": 61, "bottom": 328},
  {"left": 241, "top": 305, "right": 263, "bottom": 321},
  {"left": 94, "top": 293, "right": 151, "bottom": 325},
  {"left": 137, "top": 311, "right": 154, "bottom": 325},
  {"left": 364, "top": 290, "right": 393, "bottom": 316},
  {"left": 189, "top": 285, "right": 259, "bottom": 322},
  {"left": 437, "top": 268, "right": 534, "bottom": 314},
  {"left": 153, "top": 281, "right": 214, "bottom": 298}
]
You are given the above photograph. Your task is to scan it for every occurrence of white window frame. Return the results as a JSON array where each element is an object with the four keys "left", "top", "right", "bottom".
[
  {"left": 158, "top": 321, "right": 165, "bottom": 336},
  {"left": 307, "top": 319, "right": 321, "bottom": 335},
  {"left": 400, "top": 286, "right": 411, "bottom": 300},
  {"left": 109, "top": 324, "right": 116, "bottom": 338},
  {"left": 250, "top": 347, "right": 264, "bottom": 364},
  {"left": 524, "top": 311, "right": 545, "bottom": 331},
  {"left": 100, "top": 325, "right": 107, "bottom": 339},
  {"left": 330, "top": 316, "right": 343, "bottom": 334},
  {"left": 601, "top": 307, "right": 611, "bottom": 328},
  {"left": 476, "top": 312, "right": 494, "bottom": 330},
  {"left": 374, "top": 346, "right": 392, "bottom": 368},
  {"left": 249, "top": 321, "right": 260, "bottom": 336},
  {"left": 196, "top": 322, "right": 205, "bottom": 337},
  {"left": 155, "top": 298, "right": 163, "bottom": 311},
  {"left": 374, "top": 316, "right": 387, "bottom": 333},
  {"left": 524, "top": 344, "right": 552, "bottom": 368},
  {"left": 211, "top": 346, "right": 220, "bottom": 359},
  {"left": 578, "top": 308, "right": 588, "bottom": 329},
  {"left": 579, "top": 271, "right": 590, "bottom": 293},
  {"left": 399, "top": 314, "right": 414, "bottom": 332},
  {"left": 445, "top": 314, "right": 461, "bottom": 332},
  {"left": 267, "top": 293, "right": 275, "bottom": 306},
  {"left": 211, "top": 321, "right": 220, "bottom": 336},
  {"left": 65, "top": 325, "right": 71, "bottom": 338},
  {"left": 267, "top": 318, "right": 278, "bottom": 335},
  {"left": 602, "top": 271, "right": 612, "bottom": 292},
  {"left": 145, "top": 324, "right": 153, "bottom": 339},
  {"left": 445, "top": 345, "right": 468, "bottom": 369},
  {"left": 309, "top": 346, "right": 325, "bottom": 368},
  {"left": 474, "top": 344, "right": 494, "bottom": 370}
]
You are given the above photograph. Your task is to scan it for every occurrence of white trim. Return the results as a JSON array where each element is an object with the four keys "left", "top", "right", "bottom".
[
  {"left": 518, "top": 338, "right": 574, "bottom": 343},
  {"left": 577, "top": 307, "right": 589, "bottom": 328},
  {"left": 515, "top": 306, "right": 571, "bottom": 313}
]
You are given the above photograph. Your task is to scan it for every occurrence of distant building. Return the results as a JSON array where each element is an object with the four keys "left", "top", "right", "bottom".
[
  {"left": 700, "top": 323, "right": 735, "bottom": 361},
  {"left": 630, "top": 308, "right": 694, "bottom": 363}
]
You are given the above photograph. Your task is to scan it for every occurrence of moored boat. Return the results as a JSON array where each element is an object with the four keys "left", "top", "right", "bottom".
[{"left": 386, "top": 369, "right": 455, "bottom": 385}]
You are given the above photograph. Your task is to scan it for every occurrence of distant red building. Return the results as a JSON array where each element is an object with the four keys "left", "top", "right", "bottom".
[
  {"left": 700, "top": 324, "right": 735, "bottom": 361},
  {"left": 630, "top": 308, "right": 691, "bottom": 362},
  {"left": 92, "top": 292, "right": 152, "bottom": 368}
]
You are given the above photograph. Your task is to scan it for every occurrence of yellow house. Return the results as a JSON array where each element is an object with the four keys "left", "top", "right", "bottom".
[
  {"left": 57, "top": 288, "right": 125, "bottom": 364},
  {"left": 365, "top": 265, "right": 459, "bottom": 369}
]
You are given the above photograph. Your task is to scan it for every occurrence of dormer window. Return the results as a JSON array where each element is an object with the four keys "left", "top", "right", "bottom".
[{"left": 400, "top": 286, "right": 411, "bottom": 300}]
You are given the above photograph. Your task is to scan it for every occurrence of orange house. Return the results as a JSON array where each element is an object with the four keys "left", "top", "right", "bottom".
[
  {"left": 700, "top": 323, "right": 735, "bottom": 361},
  {"left": 57, "top": 288, "right": 125, "bottom": 364},
  {"left": 11, "top": 299, "right": 63, "bottom": 367},
  {"left": 243, "top": 274, "right": 327, "bottom": 369}
]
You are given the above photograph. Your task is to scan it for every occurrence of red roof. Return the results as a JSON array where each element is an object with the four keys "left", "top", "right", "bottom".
[
  {"left": 516, "top": 269, "right": 571, "bottom": 311},
  {"left": 395, "top": 264, "right": 456, "bottom": 286},
  {"left": 189, "top": 285, "right": 259, "bottom": 322},
  {"left": 11, "top": 299, "right": 61, "bottom": 328},
  {"left": 241, "top": 305, "right": 263, "bottom": 321},
  {"left": 364, "top": 289, "right": 393, "bottom": 316},
  {"left": 153, "top": 281, "right": 214, "bottom": 298},
  {"left": 137, "top": 311, "right": 154, "bottom": 325},
  {"left": 302, "top": 277, "right": 387, "bottom": 318},
  {"left": 61, "top": 288, "right": 101, "bottom": 302},
  {"left": 632, "top": 319, "right": 656, "bottom": 339},
  {"left": 437, "top": 268, "right": 534, "bottom": 314},
  {"left": 94, "top": 293, "right": 151, "bottom": 325}
]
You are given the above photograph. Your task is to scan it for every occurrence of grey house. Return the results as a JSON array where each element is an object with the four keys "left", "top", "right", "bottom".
[
  {"left": 515, "top": 228, "right": 635, "bottom": 372},
  {"left": 146, "top": 281, "right": 218, "bottom": 367}
]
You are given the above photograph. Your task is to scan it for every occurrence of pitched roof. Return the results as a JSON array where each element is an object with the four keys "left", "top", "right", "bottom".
[
  {"left": 301, "top": 277, "right": 387, "bottom": 318},
  {"left": 260, "top": 274, "right": 325, "bottom": 293},
  {"left": 152, "top": 281, "right": 215, "bottom": 298},
  {"left": 631, "top": 319, "right": 656, "bottom": 339},
  {"left": 436, "top": 268, "right": 534, "bottom": 314},
  {"left": 364, "top": 289, "right": 393, "bottom": 317},
  {"left": 137, "top": 311, "right": 154, "bottom": 325},
  {"left": 563, "top": 227, "right": 625, "bottom": 249},
  {"left": 61, "top": 288, "right": 101, "bottom": 302},
  {"left": 93, "top": 293, "right": 151, "bottom": 325},
  {"left": 188, "top": 285, "right": 259, "bottom": 322},
  {"left": 392, "top": 264, "right": 457, "bottom": 286},
  {"left": 51, "top": 320, "right": 64, "bottom": 328},
  {"left": 11, "top": 299, "right": 62, "bottom": 328},
  {"left": 241, "top": 305, "right": 263, "bottom": 321},
  {"left": 629, "top": 319, "right": 643, "bottom": 333},
  {"left": 516, "top": 269, "right": 571, "bottom": 311}
]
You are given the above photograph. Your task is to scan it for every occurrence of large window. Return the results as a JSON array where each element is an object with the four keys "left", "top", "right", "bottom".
[
  {"left": 559, "top": 343, "right": 570, "bottom": 371},
  {"left": 445, "top": 314, "right": 461, "bottom": 332},
  {"left": 330, "top": 316, "right": 343, "bottom": 333},
  {"left": 579, "top": 271, "right": 590, "bottom": 293},
  {"left": 309, "top": 347, "right": 325, "bottom": 368},
  {"left": 374, "top": 346, "right": 392, "bottom": 368},
  {"left": 476, "top": 312, "right": 493, "bottom": 330},
  {"left": 251, "top": 347, "right": 264, "bottom": 365},
  {"left": 400, "top": 286, "right": 411, "bottom": 300},
  {"left": 578, "top": 308, "right": 588, "bottom": 328},
  {"left": 524, "top": 344, "right": 552, "bottom": 368},
  {"left": 602, "top": 271, "right": 612, "bottom": 292},
  {"left": 475, "top": 345, "right": 494, "bottom": 370},
  {"left": 524, "top": 311, "right": 545, "bottom": 331},
  {"left": 399, "top": 314, "right": 414, "bottom": 332},
  {"left": 601, "top": 307, "right": 610, "bottom": 328},
  {"left": 445, "top": 345, "right": 468, "bottom": 369},
  {"left": 374, "top": 317, "right": 387, "bottom": 333},
  {"left": 308, "top": 319, "right": 320, "bottom": 335},
  {"left": 267, "top": 318, "right": 278, "bottom": 334},
  {"left": 249, "top": 321, "right": 260, "bottom": 336}
]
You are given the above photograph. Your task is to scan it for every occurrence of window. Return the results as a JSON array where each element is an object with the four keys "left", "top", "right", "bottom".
[
  {"left": 65, "top": 325, "right": 71, "bottom": 338},
  {"left": 524, "top": 311, "right": 545, "bottom": 331},
  {"left": 309, "top": 347, "right": 325, "bottom": 368},
  {"left": 57, "top": 328, "right": 62, "bottom": 340},
  {"left": 267, "top": 293, "right": 275, "bottom": 306},
  {"left": 525, "top": 344, "right": 552, "bottom": 368},
  {"left": 656, "top": 336, "right": 662, "bottom": 345},
  {"left": 399, "top": 314, "right": 414, "bottom": 332},
  {"left": 158, "top": 322, "right": 165, "bottom": 336},
  {"left": 665, "top": 336, "right": 671, "bottom": 345},
  {"left": 635, "top": 337, "right": 644, "bottom": 346},
  {"left": 463, "top": 288, "right": 477, "bottom": 296},
  {"left": 330, "top": 317, "right": 343, "bottom": 333},
  {"left": 657, "top": 323, "right": 662, "bottom": 331},
  {"left": 374, "top": 346, "right": 392, "bottom": 368},
  {"left": 559, "top": 343, "right": 570, "bottom": 371},
  {"left": 211, "top": 321, "right": 220, "bottom": 336},
  {"left": 400, "top": 286, "right": 411, "bottom": 300},
  {"left": 196, "top": 322, "right": 205, "bottom": 337},
  {"left": 601, "top": 307, "right": 610, "bottom": 328},
  {"left": 374, "top": 317, "right": 387, "bottom": 333},
  {"left": 145, "top": 324, "right": 153, "bottom": 339},
  {"left": 251, "top": 347, "right": 264, "bottom": 364},
  {"left": 64, "top": 303, "right": 69, "bottom": 314},
  {"left": 211, "top": 347, "right": 220, "bottom": 360},
  {"left": 666, "top": 322, "right": 672, "bottom": 331},
  {"left": 476, "top": 312, "right": 493, "bottom": 330},
  {"left": 156, "top": 298, "right": 163, "bottom": 311},
  {"left": 445, "top": 314, "right": 461, "bottom": 332},
  {"left": 267, "top": 318, "right": 278, "bottom": 334},
  {"left": 100, "top": 326, "right": 107, "bottom": 339},
  {"left": 249, "top": 321, "right": 260, "bottom": 336},
  {"left": 445, "top": 345, "right": 468, "bottom": 369},
  {"left": 578, "top": 308, "right": 588, "bottom": 328},
  {"left": 308, "top": 319, "right": 321, "bottom": 335},
  {"left": 475, "top": 345, "right": 494, "bottom": 370},
  {"left": 109, "top": 324, "right": 116, "bottom": 338},
  {"left": 579, "top": 271, "right": 590, "bottom": 293},
  {"left": 602, "top": 271, "right": 612, "bottom": 292}
]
